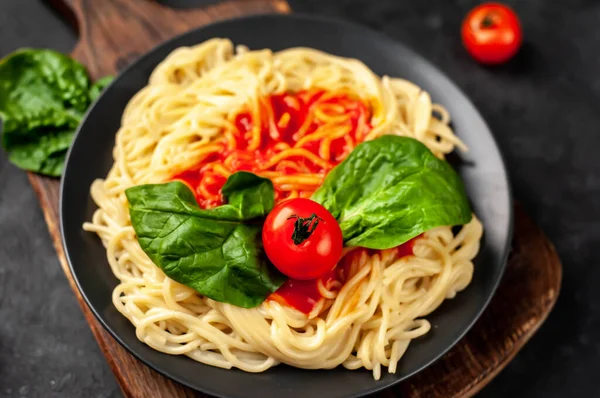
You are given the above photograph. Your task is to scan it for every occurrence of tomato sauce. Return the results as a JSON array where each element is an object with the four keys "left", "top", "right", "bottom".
[
  {"left": 172, "top": 89, "right": 372, "bottom": 208},
  {"left": 268, "top": 269, "right": 337, "bottom": 315},
  {"left": 268, "top": 237, "right": 420, "bottom": 315},
  {"left": 396, "top": 235, "right": 420, "bottom": 258}
]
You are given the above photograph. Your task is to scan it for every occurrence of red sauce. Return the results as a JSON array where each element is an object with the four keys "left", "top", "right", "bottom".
[
  {"left": 268, "top": 269, "right": 337, "bottom": 315},
  {"left": 172, "top": 89, "right": 372, "bottom": 208},
  {"left": 267, "top": 237, "right": 420, "bottom": 315},
  {"left": 396, "top": 235, "right": 420, "bottom": 258}
]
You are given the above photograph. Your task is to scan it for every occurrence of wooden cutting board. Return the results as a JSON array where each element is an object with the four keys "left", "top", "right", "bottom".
[{"left": 31, "top": 1, "right": 562, "bottom": 397}]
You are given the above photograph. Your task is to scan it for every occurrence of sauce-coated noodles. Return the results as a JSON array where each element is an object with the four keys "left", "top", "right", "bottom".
[
  {"left": 172, "top": 89, "right": 372, "bottom": 207},
  {"left": 83, "top": 39, "right": 482, "bottom": 379}
]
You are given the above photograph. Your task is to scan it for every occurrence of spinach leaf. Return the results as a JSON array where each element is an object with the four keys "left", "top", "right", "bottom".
[
  {"left": 89, "top": 75, "right": 114, "bottom": 102},
  {"left": 0, "top": 49, "right": 112, "bottom": 176},
  {"left": 312, "top": 135, "right": 472, "bottom": 249},
  {"left": 126, "top": 172, "right": 284, "bottom": 308}
]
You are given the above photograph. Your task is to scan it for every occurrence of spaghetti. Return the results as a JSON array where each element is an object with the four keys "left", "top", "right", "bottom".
[
  {"left": 83, "top": 38, "right": 483, "bottom": 379},
  {"left": 172, "top": 89, "right": 371, "bottom": 207}
]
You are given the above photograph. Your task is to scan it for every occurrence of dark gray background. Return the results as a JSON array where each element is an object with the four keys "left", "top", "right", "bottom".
[{"left": 0, "top": 0, "right": 598, "bottom": 397}]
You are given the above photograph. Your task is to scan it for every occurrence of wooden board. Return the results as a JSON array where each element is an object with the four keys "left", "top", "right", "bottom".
[{"left": 31, "top": 1, "right": 562, "bottom": 397}]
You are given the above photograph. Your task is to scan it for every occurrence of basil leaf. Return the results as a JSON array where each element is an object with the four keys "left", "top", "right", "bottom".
[
  {"left": 312, "top": 135, "right": 472, "bottom": 249},
  {"left": 126, "top": 172, "right": 284, "bottom": 308},
  {"left": 5, "top": 128, "right": 74, "bottom": 176},
  {"left": 0, "top": 49, "right": 112, "bottom": 176},
  {"left": 88, "top": 75, "right": 114, "bottom": 102},
  {"left": 221, "top": 171, "right": 275, "bottom": 219}
]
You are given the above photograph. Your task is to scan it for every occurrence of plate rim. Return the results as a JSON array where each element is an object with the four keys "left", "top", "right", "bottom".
[{"left": 60, "top": 12, "right": 513, "bottom": 398}]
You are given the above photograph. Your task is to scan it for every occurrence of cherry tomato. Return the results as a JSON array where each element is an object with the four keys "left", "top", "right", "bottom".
[
  {"left": 461, "top": 3, "right": 523, "bottom": 65},
  {"left": 262, "top": 198, "right": 343, "bottom": 280}
]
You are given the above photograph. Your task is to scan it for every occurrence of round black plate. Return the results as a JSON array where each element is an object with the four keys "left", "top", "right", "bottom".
[{"left": 61, "top": 14, "right": 512, "bottom": 398}]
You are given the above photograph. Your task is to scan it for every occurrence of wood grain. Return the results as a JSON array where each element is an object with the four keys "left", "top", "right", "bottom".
[{"left": 29, "top": 1, "right": 562, "bottom": 397}]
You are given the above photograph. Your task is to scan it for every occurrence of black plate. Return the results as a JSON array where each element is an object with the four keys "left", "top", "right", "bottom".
[{"left": 61, "top": 14, "right": 512, "bottom": 398}]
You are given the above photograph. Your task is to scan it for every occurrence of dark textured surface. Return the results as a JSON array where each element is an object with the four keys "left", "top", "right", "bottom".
[
  {"left": 0, "top": 3, "right": 120, "bottom": 398},
  {"left": 0, "top": 1, "right": 597, "bottom": 398}
]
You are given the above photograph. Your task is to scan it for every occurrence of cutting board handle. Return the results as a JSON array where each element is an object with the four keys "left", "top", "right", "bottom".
[{"left": 47, "top": 0, "right": 290, "bottom": 78}]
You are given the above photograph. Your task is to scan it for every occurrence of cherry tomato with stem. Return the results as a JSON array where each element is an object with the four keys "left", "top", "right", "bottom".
[
  {"left": 262, "top": 198, "right": 343, "bottom": 280},
  {"left": 461, "top": 3, "right": 523, "bottom": 65}
]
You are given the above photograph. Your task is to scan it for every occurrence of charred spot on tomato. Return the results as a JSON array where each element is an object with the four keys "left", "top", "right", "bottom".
[{"left": 287, "top": 213, "right": 324, "bottom": 245}]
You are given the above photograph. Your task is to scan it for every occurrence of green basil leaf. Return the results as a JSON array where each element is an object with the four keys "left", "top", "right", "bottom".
[
  {"left": 221, "top": 171, "right": 275, "bottom": 219},
  {"left": 126, "top": 172, "right": 284, "bottom": 308},
  {"left": 5, "top": 128, "right": 73, "bottom": 176},
  {"left": 312, "top": 135, "right": 472, "bottom": 249},
  {"left": 88, "top": 75, "right": 114, "bottom": 102},
  {"left": 0, "top": 49, "right": 112, "bottom": 176}
]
